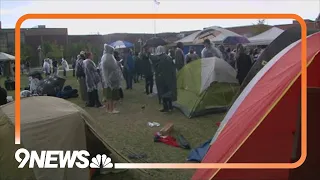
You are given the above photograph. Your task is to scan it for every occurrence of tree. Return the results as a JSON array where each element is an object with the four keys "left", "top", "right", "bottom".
[
  {"left": 90, "top": 45, "right": 101, "bottom": 63},
  {"left": 46, "top": 43, "right": 62, "bottom": 59},
  {"left": 42, "top": 41, "right": 52, "bottom": 57},
  {"left": 67, "top": 41, "right": 88, "bottom": 54},
  {"left": 251, "top": 19, "right": 270, "bottom": 36},
  {"left": 21, "top": 44, "right": 34, "bottom": 62},
  {"left": 65, "top": 42, "right": 102, "bottom": 63},
  {"left": 86, "top": 43, "right": 93, "bottom": 52}
]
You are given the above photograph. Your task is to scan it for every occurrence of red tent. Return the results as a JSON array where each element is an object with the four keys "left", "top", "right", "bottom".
[{"left": 192, "top": 32, "right": 320, "bottom": 180}]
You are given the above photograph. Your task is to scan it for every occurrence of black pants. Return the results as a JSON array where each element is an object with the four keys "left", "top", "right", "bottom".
[
  {"left": 125, "top": 71, "right": 133, "bottom": 89},
  {"left": 237, "top": 77, "right": 244, "bottom": 85},
  {"left": 119, "top": 88, "right": 124, "bottom": 99},
  {"left": 162, "top": 97, "right": 173, "bottom": 111},
  {"left": 63, "top": 69, "right": 67, "bottom": 77},
  {"left": 134, "top": 72, "right": 142, "bottom": 83},
  {"left": 72, "top": 69, "right": 75, "bottom": 77},
  {"left": 145, "top": 75, "right": 154, "bottom": 94},
  {"left": 87, "top": 89, "right": 102, "bottom": 107}
]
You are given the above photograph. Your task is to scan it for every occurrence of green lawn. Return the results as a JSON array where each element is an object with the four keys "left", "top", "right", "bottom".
[{"left": 5, "top": 71, "right": 225, "bottom": 180}]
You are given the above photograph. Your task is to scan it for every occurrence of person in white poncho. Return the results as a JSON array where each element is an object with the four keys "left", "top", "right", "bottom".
[
  {"left": 48, "top": 58, "right": 53, "bottom": 74},
  {"left": 61, "top": 58, "right": 69, "bottom": 77},
  {"left": 100, "top": 44, "right": 123, "bottom": 114},
  {"left": 42, "top": 59, "right": 50, "bottom": 77},
  {"left": 201, "top": 39, "right": 222, "bottom": 59},
  {"left": 83, "top": 52, "right": 103, "bottom": 108}
]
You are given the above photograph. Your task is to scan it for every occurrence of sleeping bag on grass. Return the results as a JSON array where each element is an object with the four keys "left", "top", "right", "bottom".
[{"left": 56, "top": 85, "right": 79, "bottom": 99}]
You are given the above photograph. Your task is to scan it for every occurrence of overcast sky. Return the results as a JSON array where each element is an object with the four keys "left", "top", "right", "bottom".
[{"left": 0, "top": 0, "right": 319, "bottom": 35}]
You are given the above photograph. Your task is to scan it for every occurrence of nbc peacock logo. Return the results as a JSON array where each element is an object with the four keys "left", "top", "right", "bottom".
[{"left": 90, "top": 154, "right": 113, "bottom": 168}]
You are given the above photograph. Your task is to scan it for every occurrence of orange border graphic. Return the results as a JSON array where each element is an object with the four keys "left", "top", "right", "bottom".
[{"left": 15, "top": 14, "right": 307, "bottom": 169}]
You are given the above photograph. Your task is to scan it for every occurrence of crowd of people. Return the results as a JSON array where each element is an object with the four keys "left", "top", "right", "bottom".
[
  {"left": 74, "top": 44, "right": 177, "bottom": 113},
  {"left": 16, "top": 37, "right": 263, "bottom": 113},
  {"left": 169, "top": 39, "right": 263, "bottom": 84},
  {"left": 41, "top": 58, "right": 69, "bottom": 77},
  {"left": 73, "top": 38, "right": 264, "bottom": 114}
]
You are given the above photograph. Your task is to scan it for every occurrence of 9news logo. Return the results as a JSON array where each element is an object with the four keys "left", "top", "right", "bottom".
[{"left": 15, "top": 148, "right": 113, "bottom": 169}]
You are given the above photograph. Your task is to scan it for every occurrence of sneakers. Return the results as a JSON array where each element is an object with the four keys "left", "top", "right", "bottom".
[{"left": 108, "top": 110, "right": 120, "bottom": 114}]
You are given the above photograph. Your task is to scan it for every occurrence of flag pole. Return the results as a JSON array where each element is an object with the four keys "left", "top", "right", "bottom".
[
  {"left": 154, "top": 8, "right": 157, "bottom": 37},
  {"left": 153, "top": 0, "right": 160, "bottom": 37}
]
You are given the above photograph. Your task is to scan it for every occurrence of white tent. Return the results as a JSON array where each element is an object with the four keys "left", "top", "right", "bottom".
[
  {"left": 0, "top": 52, "right": 15, "bottom": 62},
  {"left": 171, "top": 26, "right": 244, "bottom": 46},
  {"left": 166, "top": 31, "right": 202, "bottom": 46},
  {"left": 175, "top": 31, "right": 201, "bottom": 43},
  {"left": 248, "top": 27, "right": 284, "bottom": 45},
  {"left": 193, "top": 26, "right": 242, "bottom": 44}
]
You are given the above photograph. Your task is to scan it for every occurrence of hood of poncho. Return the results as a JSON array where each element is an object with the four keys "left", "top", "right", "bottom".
[
  {"left": 104, "top": 44, "right": 115, "bottom": 54},
  {"left": 155, "top": 46, "right": 166, "bottom": 56}
]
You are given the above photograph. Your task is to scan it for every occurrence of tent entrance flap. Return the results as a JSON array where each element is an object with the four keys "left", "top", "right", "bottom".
[
  {"left": 288, "top": 88, "right": 320, "bottom": 180},
  {"left": 174, "top": 82, "right": 239, "bottom": 118}
]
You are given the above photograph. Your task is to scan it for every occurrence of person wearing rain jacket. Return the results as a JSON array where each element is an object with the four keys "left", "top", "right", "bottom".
[
  {"left": 61, "top": 58, "right": 68, "bottom": 77},
  {"left": 83, "top": 52, "right": 103, "bottom": 108},
  {"left": 235, "top": 44, "right": 252, "bottom": 85},
  {"left": 141, "top": 48, "right": 154, "bottom": 96},
  {"left": 42, "top": 59, "right": 50, "bottom": 76},
  {"left": 124, "top": 50, "right": 135, "bottom": 89},
  {"left": 174, "top": 42, "right": 185, "bottom": 71},
  {"left": 76, "top": 52, "right": 88, "bottom": 104},
  {"left": 185, "top": 46, "right": 200, "bottom": 64},
  {"left": 100, "top": 44, "right": 123, "bottom": 114},
  {"left": 201, "top": 39, "right": 222, "bottom": 59},
  {"left": 155, "top": 46, "right": 177, "bottom": 112}
]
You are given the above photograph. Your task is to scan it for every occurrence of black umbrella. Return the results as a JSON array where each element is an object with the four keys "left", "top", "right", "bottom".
[{"left": 143, "top": 37, "right": 167, "bottom": 48}]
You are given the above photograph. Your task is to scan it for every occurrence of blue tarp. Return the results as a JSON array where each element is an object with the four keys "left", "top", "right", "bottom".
[
  {"left": 182, "top": 45, "right": 204, "bottom": 56},
  {"left": 187, "top": 139, "right": 211, "bottom": 162}
]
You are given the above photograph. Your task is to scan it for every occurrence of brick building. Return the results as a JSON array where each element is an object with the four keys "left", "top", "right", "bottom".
[
  {"left": 24, "top": 27, "right": 68, "bottom": 51},
  {"left": 24, "top": 26, "right": 68, "bottom": 66},
  {"left": 0, "top": 26, "right": 26, "bottom": 54},
  {"left": 0, "top": 22, "right": 68, "bottom": 66}
]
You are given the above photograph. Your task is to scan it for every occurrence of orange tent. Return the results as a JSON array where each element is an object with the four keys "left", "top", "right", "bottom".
[{"left": 192, "top": 32, "right": 320, "bottom": 180}]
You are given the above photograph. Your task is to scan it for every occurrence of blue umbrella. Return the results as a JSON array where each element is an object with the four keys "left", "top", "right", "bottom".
[
  {"left": 109, "top": 40, "right": 134, "bottom": 49},
  {"left": 222, "top": 36, "right": 250, "bottom": 45}
]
